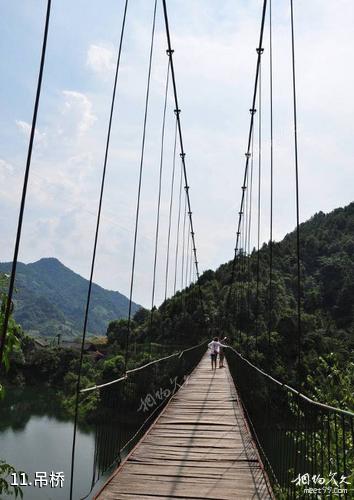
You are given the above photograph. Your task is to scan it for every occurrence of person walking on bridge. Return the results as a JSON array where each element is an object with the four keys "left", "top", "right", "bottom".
[
  {"left": 219, "top": 336, "right": 228, "bottom": 368},
  {"left": 208, "top": 337, "right": 228, "bottom": 371}
]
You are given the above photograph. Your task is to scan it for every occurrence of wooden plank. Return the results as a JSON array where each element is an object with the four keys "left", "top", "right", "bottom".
[{"left": 96, "top": 353, "right": 273, "bottom": 499}]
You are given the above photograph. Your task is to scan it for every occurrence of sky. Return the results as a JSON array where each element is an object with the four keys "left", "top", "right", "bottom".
[{"left": 0, "top": 0, "right": 353, "bottom": 308}]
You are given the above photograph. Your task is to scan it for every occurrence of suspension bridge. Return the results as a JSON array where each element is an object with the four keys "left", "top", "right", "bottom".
[{"left": 1, "top": 0, "right": 353, "bottom": 499}]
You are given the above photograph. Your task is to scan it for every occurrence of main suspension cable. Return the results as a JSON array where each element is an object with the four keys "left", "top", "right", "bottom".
[
  {"left": 162, "top": 0, "right": 206, "bottom": 321},
  {"left": 229, "top": 0, "right": 268, "bottom": 292}
]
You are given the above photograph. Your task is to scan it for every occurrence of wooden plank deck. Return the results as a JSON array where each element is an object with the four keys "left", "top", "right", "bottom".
[{"left": 96, "top": 352, "right": 273, "bottom": 499}]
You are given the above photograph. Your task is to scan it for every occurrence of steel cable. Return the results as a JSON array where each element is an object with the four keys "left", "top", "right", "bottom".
[
  {"left": 69, "top": 2, "right": 130, "bottom": 498},
  {"left": 0, "top": 0, "right": 51, "bottom": 367},
  {"left": 125, "top": 0, "right": 158, "bottom": 368}
]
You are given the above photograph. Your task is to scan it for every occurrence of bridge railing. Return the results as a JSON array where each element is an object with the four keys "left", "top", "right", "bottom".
[
  {"left": 78, "top": 340, "right": 207, "bottom": 497},
  {"left": 226, "top": 347, "right": 354, "bottom": 499}
]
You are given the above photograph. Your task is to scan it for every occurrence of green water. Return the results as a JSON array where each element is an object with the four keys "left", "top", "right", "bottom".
[{"left": 0, "top": 387, "right": 101, "bottom": 500}]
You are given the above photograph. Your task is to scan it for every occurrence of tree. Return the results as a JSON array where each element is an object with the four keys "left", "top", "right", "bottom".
[
  {"left": 0, "top": 273, "right": 25, "bottom": 498},
  {"left": 133, "top": 307, "right": 149, "bottom": 325},
  {"left": 106, "top": 319, "right": 134, "bottom": 348}
]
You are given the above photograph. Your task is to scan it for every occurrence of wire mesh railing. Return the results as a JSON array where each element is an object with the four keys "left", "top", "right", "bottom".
[
  {"left": 77, "top": 340, "right": 207, "bottom": 498},
  {"left": 226, "top": 347, "right": 354, "bottom": 499}
]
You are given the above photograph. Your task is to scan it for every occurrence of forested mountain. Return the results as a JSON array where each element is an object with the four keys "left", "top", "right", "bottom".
[
  {"left": 0, "top": 258, "right": 140, "bottom": 338},
  {"left": 127, "top": 202, "right": 354, "bottom": 403},
  {"left": 2, "top": 204, "right": 353, "bottom": 414}
]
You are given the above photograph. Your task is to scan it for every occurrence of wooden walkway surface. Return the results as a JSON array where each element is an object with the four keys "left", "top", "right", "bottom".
[{"left": 96, "top": 353, "right": 273, "bottom": 499}]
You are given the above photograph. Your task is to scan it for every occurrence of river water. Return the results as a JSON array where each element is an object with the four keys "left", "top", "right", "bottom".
[{"left": 0, "top": 387, "right": 105, "bottom": 500}]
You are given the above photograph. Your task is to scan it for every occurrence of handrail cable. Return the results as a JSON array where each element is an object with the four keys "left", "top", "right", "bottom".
[
  {"left": 228, "top": 347, "right": 354, "bottom": 418},
  {"left": 115, "top": 341, "right": 205, "bottom": 459},
  {"left": 69, "top": 2, "right": 129, "bottom": 498},
  {"left": 0, "top": 0, "right": 51, "bottom": 367},
  {"left": 81, "top": 339, "right": 208, "bottom": 393}
]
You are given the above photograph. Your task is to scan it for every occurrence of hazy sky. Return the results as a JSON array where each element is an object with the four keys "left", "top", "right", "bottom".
[{"left": 1, "top": 0, "right": 353, "bottom": 307}]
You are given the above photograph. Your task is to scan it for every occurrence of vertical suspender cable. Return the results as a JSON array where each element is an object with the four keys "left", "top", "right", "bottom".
[
  {"left": 189, "top": 239, "right": 193, "bottom": 284},
  {"left": 247, "top": 130, "right": 255, "bottom": 345},
  {"left": 182, "top": 208, "right": 191, "bottom": 314},
  {"left": 164, "top": 117, "right": 178, "bottom": 301},
  {"left": 290, "top": 0, "right": 302, "bottom": 385},
  {"left": 228, "top": 0, "right": 267, "bottom": 297},
  {"left": 181, "top": 192, "right": 187, "bottom": 291},
  {"left": 244, "top": 172, "right": 249, "bottom": 346},
  {"left": 125, "top": 0, "right": 158, "bottom": 369},
  {"left": 268, "top": 0, "right": 274, "bottom": 352},
  {"left": 180, "top": 193, "right": 187, "bottom": 316},
  {"left": 173, "top": 160, "right": 183, "bottom": 294},
  {"left": 150, "top": 61, "right": 170, "bottom": 315},
  {"left": 162, "top": 0, "right": 207, "bottom": 323},
  {"left": 0, "top": 0, "right": 51, "bottom": 367},
  {"left": 255, "top": 51, "right": 263, "bottom": 350},
  {"left": 248, "top": 128, "right": 255, "bottom": 256},
  {"left": 185, "top": 220, "right": 191, "bottom": 289},
  {"left": 69, "top": 2, "right": 129, "bottom": 498}
]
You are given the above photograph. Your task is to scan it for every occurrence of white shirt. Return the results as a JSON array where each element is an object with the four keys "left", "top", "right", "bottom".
[{"left": 208, "top": 340, "right": 227, "bottom": 355}]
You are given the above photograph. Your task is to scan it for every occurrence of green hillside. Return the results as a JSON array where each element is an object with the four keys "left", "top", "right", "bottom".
[
  {"left": 0, "top": 258, "right": 140, "bottom": 338},
  {"left": 128, "top": 202, "right": 354, "bottom": 405}
]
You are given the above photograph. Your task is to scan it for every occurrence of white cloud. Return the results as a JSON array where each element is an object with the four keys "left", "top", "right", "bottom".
[
  {"left": 86, "top": 43, "right": 115, "bottom": 77},
  {"left": 15, "top": 119, "right": 31, "bottom": 137},
  {"left": 62, "top": 90, "right": 96, "bottom": 136},
  {"left": 2, "top": 0, "right": 354, "bottom": 307},
  {"left": 15, "top": 119, "right": 46, "bottom": 145}
]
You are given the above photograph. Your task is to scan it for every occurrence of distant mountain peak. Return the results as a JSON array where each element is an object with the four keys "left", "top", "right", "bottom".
[
  {"left": 0, "top": 258, "right": 141, "bottom": 338},
  {"left": 31, "top": 257, "right": 65, "bottom": 267},
  {"left": 36, "top": 257, "right": 62, "bottom": 264}
]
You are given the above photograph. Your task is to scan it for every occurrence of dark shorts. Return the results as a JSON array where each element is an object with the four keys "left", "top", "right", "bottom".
[{"left": 210, "top": 353, "right": 217, "bottom": 361}]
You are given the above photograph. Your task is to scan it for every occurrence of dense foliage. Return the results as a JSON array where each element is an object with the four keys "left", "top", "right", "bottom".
[
  {"left": 3, "top": 203, "right": 354, "bottom": 413},
  {"left": 0, "top": 258, "right": 140, "bottom": 339},
  {"left": 136, "top": 203, "right": 354, "bottom": 410},
  {"left": 2, "top": 203, "right": 354, "bottom": 495},
  {"left": 0, "top": 273, "right": 25, "bottom": 498}
]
